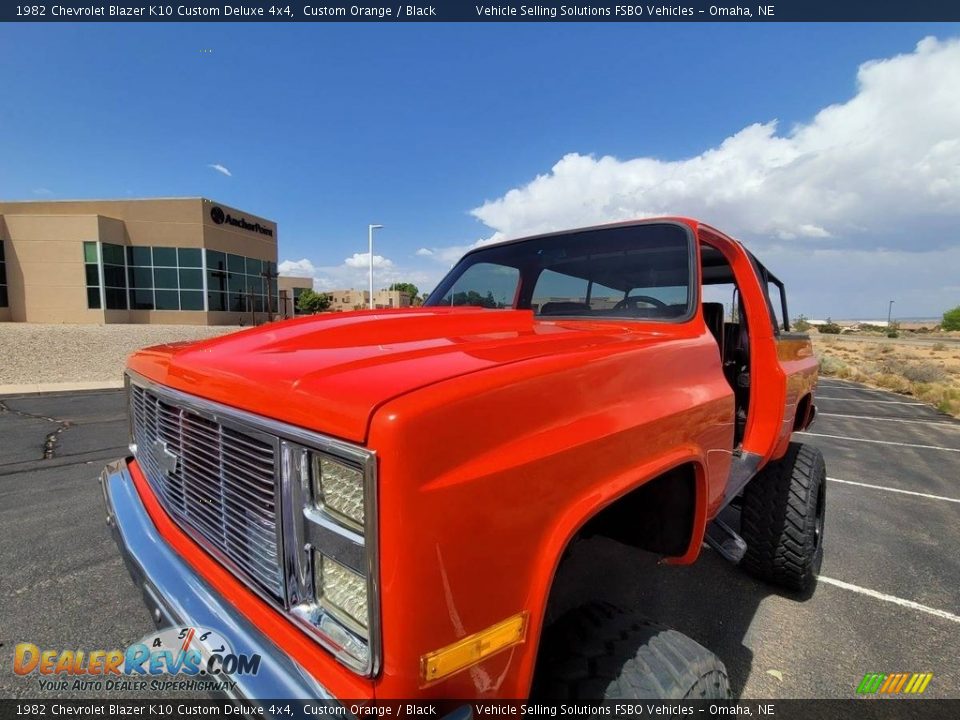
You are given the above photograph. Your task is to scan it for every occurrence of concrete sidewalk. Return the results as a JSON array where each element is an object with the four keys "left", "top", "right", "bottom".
[{"left": 0, "top": 379, "right": 124, "bottom": 396}]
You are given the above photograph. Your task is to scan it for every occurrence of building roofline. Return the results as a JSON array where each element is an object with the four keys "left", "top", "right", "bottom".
[{"left": 0, "top": 196, "right": 208, "bottom": 204}]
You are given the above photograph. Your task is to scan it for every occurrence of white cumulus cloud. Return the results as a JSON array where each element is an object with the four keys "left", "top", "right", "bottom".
[
  {"left": 344, "top": 252, "right": 394, "bottom": 269},
  {"left": 208, "top": 163, "right": 232, "bottom": 177},
  {"left": 278, "top": 259, "right": 317, "bottom": 278},
  {"left": 279, "top": 252, "right": 440, "bottom": 295},
  {"left": 469, "top": 36, "right": 960, "bottom": 253}
]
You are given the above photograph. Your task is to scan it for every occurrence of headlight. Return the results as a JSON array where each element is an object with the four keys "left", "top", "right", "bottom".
[
  {"left": 313, "top": 455, "right": 365, "bottom": 531},
  {"left": 281, "top": 441, "right": 379, "bottom": 676},
  {"left": 315, "top": 552, "right": 368, "bottom": 631}
]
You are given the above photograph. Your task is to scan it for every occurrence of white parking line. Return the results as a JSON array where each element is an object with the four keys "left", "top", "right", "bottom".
[
  {"left": 819, "top": 412, "right": 960, "bottom": 428},
  {"left": 817, "top": 397, "right": 926, "bottom": 405},
  {"left": 827, "top": 477, "right": 960, "bottom": 504},
  {"left": 816, "top": 384, "right": 888, "bottom": 393},
  {"left": 817, "top": 576, "right": 960, "bottom": 624},
  {"left": 795, "top": 431, "right": 960, "bottom": 453}
]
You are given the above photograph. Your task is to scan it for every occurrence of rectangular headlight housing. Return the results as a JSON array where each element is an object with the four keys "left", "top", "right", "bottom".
[
  {"left": 315, "top": 552, "right": 369, "bottom": 633},
  {"left": 281, "top": 442, "right": 379, "bottom": 676},
  {"left": 313, "top": 455, "right": 365, "bottom": 531}
]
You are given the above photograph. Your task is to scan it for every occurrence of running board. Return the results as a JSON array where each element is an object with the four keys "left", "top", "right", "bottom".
[{"left": 705, "top": 518, "right": 747, "bottom": 564}]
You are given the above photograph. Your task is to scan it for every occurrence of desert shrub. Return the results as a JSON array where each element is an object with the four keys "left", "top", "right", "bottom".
[
  {"left": 878, "top": 358, "right": 949, "bottom": 384},
  {"left": 887, "top": 330, "right": 900, "bottom": 338},
  {"left": 942, "top": 306, "right": 960, "bottom": 331},
  {"left": 818, "top": 355, "right": 848, "bottom": 375},
  {"left": 932, "top": 342, "right": 947, "bottom": 351},
  {"left": 793, "top": 315, "right": 811, "bottom": 332},
  {"left": 820, "top": 321, "right": 842, "bottom": 334},
  {"left": 874, "top": 373, "right": 913, "bottom": 394},
  {"left": 880, "top": 345, "right": 894, "bottom": 354},
  {"left": 913, "top": 384, "right": 960, "bottom": 417}
]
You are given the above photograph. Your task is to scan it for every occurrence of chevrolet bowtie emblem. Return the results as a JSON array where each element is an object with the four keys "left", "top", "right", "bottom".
[{"left": 151, "top": 439, "right": 179, "bottom": 476}]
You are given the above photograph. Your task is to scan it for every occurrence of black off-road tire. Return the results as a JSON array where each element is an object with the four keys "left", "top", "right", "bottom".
[
  {"left": 739, "top": 442, "right": 826, "bottom": 593},
  {"left": 531, "top": 603, "right": 730, "bottom": 700}
]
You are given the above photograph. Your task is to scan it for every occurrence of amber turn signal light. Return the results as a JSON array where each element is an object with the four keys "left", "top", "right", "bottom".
[{"left": 420, "top": 612, "right": 528, "bottom": 684}]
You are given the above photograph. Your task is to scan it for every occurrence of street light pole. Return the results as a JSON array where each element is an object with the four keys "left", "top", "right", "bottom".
[
  {"left": 368, "top": 224, "right": 383, "bottom": 310},
  {"left": 887, "top": 300, "right": 895, "bottom": 328}
]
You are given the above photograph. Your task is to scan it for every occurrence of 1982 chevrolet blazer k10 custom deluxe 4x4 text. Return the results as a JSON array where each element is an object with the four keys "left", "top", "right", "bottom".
[{"left": 101, "top": 218, "right": 822, "bottom": 701}]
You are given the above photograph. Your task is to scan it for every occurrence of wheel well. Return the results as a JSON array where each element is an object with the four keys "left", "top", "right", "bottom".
[
  {"left": 794, "top": 393, "right": 813, "bottom": 431},
  {"left": 579, "top": 462, "right": 697, "bottom": 558},
  {"left": 536, "top": 462, "right": 700, "bottom": 647}
]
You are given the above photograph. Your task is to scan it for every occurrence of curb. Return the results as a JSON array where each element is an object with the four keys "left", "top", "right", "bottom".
[{"left": 0, "top": 380, "right": 124, "bottom": 397}]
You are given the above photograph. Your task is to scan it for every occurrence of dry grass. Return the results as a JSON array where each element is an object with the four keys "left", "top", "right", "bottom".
[{"left": 812, "top": 335, "right": 960, "bottom": 417}]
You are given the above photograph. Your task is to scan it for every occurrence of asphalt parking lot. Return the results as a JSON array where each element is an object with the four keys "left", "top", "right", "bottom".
[{"left": 1, "top": 381, "right": 958, "bottom": 699}]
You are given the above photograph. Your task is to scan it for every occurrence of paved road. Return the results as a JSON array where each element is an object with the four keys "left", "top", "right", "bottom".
[{"left": 1, "top": 382, "right": 957, "bottom": 699}]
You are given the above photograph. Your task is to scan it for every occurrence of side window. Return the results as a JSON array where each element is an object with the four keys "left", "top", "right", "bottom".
[
  {"left": 766, "top": 281, "right": 786, "bottom": 331},
  {"left": 531, "top": 271, "right": 628, "bottom": 315},
  {"left": 434, "top": 262, "right": 519, "bottom": 308},
  {"left": 702, "top": 284, "right": 738, "bottom": 322},
  {"left": 532, "top": 270, "right": 588, "bottom": 313}
]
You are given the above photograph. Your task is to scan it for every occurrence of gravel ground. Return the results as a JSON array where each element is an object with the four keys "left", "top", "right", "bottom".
[{"left": 0, "top": 323, "right": 240, "bottom": 385}]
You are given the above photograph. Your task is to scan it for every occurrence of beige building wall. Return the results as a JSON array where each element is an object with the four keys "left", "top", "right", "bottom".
[
  {"left": 0, "top": 198, "right": 277, "bottom": 325},
  {"left": 325, "top": 289, "right": 412, "bottom": 312},
  {"left": 278, "top": 275, "right": 313, "bottom": 318}
]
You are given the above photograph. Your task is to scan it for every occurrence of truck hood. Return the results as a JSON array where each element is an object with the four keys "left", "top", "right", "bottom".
[{"left": 128, "top": 307, "right": 659, "bottom": 443}]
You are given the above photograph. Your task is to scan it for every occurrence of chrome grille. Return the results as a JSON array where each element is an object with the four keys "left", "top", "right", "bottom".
[{"left": 130, "top": 382, "right": 284, "bottom": 600}]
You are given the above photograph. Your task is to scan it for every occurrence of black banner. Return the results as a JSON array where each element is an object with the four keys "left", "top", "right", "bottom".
[
  {"left": 3, "top": 0, "right": 960, "bottom": 23},
  {"left": 2, "top": 701, "right": 960, "bottom": 720}
]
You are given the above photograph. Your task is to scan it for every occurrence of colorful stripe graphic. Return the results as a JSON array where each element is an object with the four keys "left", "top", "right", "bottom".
[{"left": 857, "top": 672, "right": 933, "bottom": 694}]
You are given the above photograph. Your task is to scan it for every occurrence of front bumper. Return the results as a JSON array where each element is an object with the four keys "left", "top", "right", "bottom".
[{"left": 100, "top": 458, "right": 334, "bottom": 700}]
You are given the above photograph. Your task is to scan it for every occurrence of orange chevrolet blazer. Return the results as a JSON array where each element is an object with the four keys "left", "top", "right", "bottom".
[{"left": 101, "top": 218, "right": 821, "bottom": 702}]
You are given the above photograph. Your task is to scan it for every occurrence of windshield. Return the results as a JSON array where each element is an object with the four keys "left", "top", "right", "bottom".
[{"left": 425, "top": 222, "right": 694, "bottom": 321}]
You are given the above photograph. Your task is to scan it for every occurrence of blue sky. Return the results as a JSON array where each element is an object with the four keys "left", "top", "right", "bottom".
[{"left": 2, "top": 23, "right": 958, "bottom": 318}]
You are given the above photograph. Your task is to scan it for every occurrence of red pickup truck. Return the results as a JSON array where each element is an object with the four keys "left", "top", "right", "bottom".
[{"left": 101, "top": 217, "right": 822, "bottom": 701}]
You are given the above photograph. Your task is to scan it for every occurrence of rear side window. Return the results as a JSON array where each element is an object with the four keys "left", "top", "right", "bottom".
[{"left": 767, "top": 281, "right": 786, "bottom": 331}]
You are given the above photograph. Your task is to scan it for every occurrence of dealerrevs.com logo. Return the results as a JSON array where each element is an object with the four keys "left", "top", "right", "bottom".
[
  {"left": 209, "top": 205, "right": 274, "bottom": 236},
  {"left": 14, "top": 626, "right": 260, "bottom": 693}
]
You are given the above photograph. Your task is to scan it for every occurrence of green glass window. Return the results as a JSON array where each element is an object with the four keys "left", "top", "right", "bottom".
[
  {"left": 179, "top": 269, "right": 203, "bottom": 290},
  {"left": 179, "top": 290, "right": 204, "bottom": 311},
  {"left": 0, "top": 240, "right": 6, "bottom": 309},
  {"left": 103, "top": 265, "right": 126, "bottom": 288},
  {"left": 206, "top": 249, "right": 226, "bottom": 271},
  {"left": 83, "top": 242, "right": 102, "bottom": 310},
  {"left": 207, "top": 291, "right": 227, "bottom": 312},
  {"left": 153, "top": 268, "right": 178, "bottom": 289},
  {"left": 127, "top": 246, "right": 152, "bottom": 266},
  {"left": 86, "top": 287, "right": 101, "bottom": 309},
  {"left": 246, "top": 257, "right": 263, "bottom": 276},
  {"left": 105, "top": 288, "right": 127, "bottom": 310},
  {"left": 155, "top": 290, "right": 179, "bottom": 310},
  {"left": 228, "top": 253, "right": 246, "bottom": 273},
  {"left": 128, "top": 267, "right": 153, "bottom": 289},
  {"left": 207, "top": 269, "right": 228, "bottom": 293},
  {"left": 178, "top": 248, "right": 202, "bottom": 268},
  {"left": 130, "top": 289, "right": 154, "bottom": 310},
  {"left": 102, "top": 243, "right": 125, "bottom": 266},
  {"left": 152, "top": 247, "right": 177, "bottom": 267},
  {"left": 228, "top": 273, "right": 245, "bottom": 294}
]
